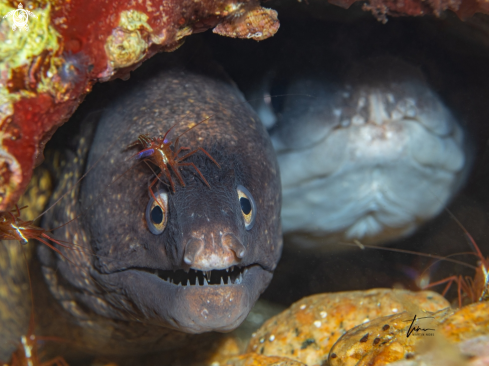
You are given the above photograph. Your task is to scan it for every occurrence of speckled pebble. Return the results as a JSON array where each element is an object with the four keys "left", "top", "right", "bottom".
[
  {"left": 218, "top": 353, "right": 306, "bottom": 366},
  {"left": 439, "top": 302, "right": 489, "bottom": 342},
  {"left": 246, "top": 289, "right": 450, "bottom": 366},
  {"left": 388, "top": 335, "right": 489, "bottom": 366},
  {"left": 329, "top": 301, "right": 489, "bottom": 366},
  {"left": 328, "top": 308, "right": 452, "bottom": 366}
]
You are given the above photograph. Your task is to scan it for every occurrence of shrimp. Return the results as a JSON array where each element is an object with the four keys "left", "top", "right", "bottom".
[
  {"left": 342, "top": 208, "right": 489, "bottom": 309},
  {"left": 2, "top": 231, "right": 69, "bottom": 366},
  {"left": 0, "top": 119, "right": 150, "bottom": 363},
  {"left": 127, "top": 116, "right": 221, "bottom": 196},
  {"left": 5, "top": 332, "right": 69, "bottom": 366},
  {"left": 421, "top": 212, "right": 489, "bottom": 308},
  {"left": 0, "top": 115, "right": 136, "bottom": 363},
  {"left": 0, "top": 205, "right": 73, "bottom": 257}
]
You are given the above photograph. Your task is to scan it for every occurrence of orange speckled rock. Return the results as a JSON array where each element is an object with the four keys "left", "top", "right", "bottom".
[
  {"left": 328, "top": 309, "right": 451, "bottom": 366},
  {"left": 439, "top": 302, "right": 489, "bottom": 342},
  {"left": 388, "top": 335, "right": 489, "bottom": 366},
  {"left": 329, "top": 302, "right": 489, "bottom": 366},
  {"left": 246, "top": 289, "right": 450, "bottom": 366},
  {"left": 0, "top": 0, "right": 280, "bottom": 212},
  {"left": 219, "top": 353, "right": 306, "bottom": 366}
]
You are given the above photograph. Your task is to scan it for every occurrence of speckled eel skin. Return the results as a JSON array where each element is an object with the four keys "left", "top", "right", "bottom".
[{"left": 0, "top": 53, "right": 282, "bottom": 360}]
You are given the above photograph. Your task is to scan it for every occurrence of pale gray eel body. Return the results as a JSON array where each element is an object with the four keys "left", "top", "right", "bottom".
[
  {"left": 33, "top": 55, "right": 282, "bottom": 357},
  {"left": 252, "top": 56, "right": 467, "bottom": 246}
]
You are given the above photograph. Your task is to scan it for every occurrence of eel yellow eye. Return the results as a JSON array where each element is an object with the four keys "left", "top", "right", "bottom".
[
  {"left": 146, "top": 190, "right": 169, "bottom": 235},
  {"left": 237, "top": 185, "right": 256, "bottom": 230}
]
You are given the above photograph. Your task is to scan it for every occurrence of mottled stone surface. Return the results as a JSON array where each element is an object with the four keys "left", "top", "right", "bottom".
[
  {"left": 328, "top": 309, "right": 451, "bottom": 366},
  {"left": 219, "top": 353, "right": 307, "bottom": 366},
  {"left": 438, "top": 302, "right": 489, "bottom": 342},
  {"left": 329, "top": 301, "right": 489, "bottom": 366},
  {"left": 388, "top": 335, "right": 489, "bottom": 366},
  {"left": 246, "top": 289, "right": 450, "bottom": 365}
]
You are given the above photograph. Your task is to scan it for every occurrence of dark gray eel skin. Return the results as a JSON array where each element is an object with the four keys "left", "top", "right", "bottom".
[{"left": 32, "top": 54, "right": 282, "bottom": 358}]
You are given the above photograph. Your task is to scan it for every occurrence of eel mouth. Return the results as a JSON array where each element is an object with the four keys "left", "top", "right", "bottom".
[
  {"left": 138, "top": 265, "right": 249, "bottom": 286},
  {"left": 115, "top": 264, "right": 272, "bottom": 333}
]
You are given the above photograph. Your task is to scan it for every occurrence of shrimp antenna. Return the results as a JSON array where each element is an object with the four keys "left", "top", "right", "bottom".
[
  {"left": 20, "top": 243, "right": 36, "bottom": 338},
  {"left": 34, "top": 111, "right": 135, "bottom": 222},
  {"left": 173, "top": 115, "right": 213, "bottom": 141},
  {"left": 246, "top": 93, "right": 317, "bottom": 104},
  {"left": 339, "top": 241, "right": 478, "bottom": 270},
  {"left": 19, "top": 242, "right": 84, "bottom": 353},
  {"left": 443, "top": 207, "right": 484, "bottom": 260},
  {"left": 30, "top": 161, "right": 143, "bottom": 263},
  {"left": 144, "top": 162, "right": 168, "bottom": 188},
  {"left": 161, "top": 121, "right": 180, "bottom": 143},
  {"left": 56, "top": 162, "right": 138, "bottom": 230},
  {"left": 428, "top": 187, "right": 485, "bottom": 261}
]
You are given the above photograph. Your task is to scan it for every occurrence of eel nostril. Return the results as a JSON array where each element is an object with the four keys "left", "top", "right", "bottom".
[
  {"left": 222, "top": 233, "right": 246, "bottom": 258},
  {"left": 184, "top": 238, "right": 204, "bottom": 265}
]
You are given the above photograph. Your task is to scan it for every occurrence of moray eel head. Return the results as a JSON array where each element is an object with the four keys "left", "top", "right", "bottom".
[
  {"left": 65, "top": 68, "right": 282, "bottom": 335},
  {"left": 88, "top": 156, "right": 275, "bottom": 333}
]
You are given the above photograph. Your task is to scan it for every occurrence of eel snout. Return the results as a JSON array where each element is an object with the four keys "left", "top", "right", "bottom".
[{"left": 184, "top": 232, "right": 246, "bottom": 270}]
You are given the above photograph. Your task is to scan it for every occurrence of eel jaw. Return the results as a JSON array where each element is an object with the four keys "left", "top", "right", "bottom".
[
  {"left": 114, "top": 264, "right": 271, "bottom": 333},
  {"left": 139, "top": 264, "right": 251, "bottom": 286}
]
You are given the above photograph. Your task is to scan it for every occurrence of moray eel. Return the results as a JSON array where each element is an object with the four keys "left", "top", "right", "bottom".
[
  {"left": 31, "top": 55, "right": 281, "bottom": 356},
  {"left": 254, "top": 56, "right": 468, "bottom": 246}
]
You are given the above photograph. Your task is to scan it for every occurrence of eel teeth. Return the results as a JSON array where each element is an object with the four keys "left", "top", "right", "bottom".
[{"left": 148, "top": 264, "right": 251, "bottom": 286}]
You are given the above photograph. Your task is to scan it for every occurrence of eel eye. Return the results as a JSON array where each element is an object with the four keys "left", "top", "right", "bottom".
[
  {"left": 146, "top": 190, "right": 169, "bottom": 235},
  {"left": 237, "top": 185, "right": 256, "bottom": 230}
]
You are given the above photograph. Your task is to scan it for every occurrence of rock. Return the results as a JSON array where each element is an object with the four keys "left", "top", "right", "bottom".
[
  {"left": 439, "top": 302, "right": 489, "bottom": 342},
  {"left": 328, "top": 309, "right": 451, "bottom": 366},
  {"left": 387, "top": 335, "right": 489, "bottom": 366},
  {"left": 329, "top": 301, "right": 489, "bottom": 366},
  {"left": 246, "top": 289, "right": 449, "bottom": 365},
  {"left": 218, "top": 353, "right": 306, "bottom": 366}
]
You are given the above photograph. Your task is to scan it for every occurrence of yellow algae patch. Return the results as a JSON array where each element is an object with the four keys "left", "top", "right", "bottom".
[
  {"left": 0, "top": 3, "right": 61, "bottom": 121},
  {"left": 105, "top": 10, "right": 153, "bottom": 70},
  {"left": 0, "top": 3, "right": 60, "bottom": 71}
]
